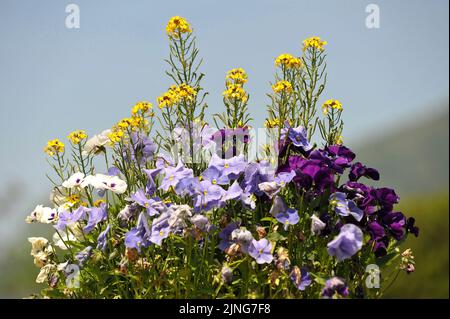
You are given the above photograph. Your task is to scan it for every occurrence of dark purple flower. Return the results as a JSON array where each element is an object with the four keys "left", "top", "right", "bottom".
[
  {"left": 406, "top": 217, "right": 419, "bottom": 237},
  {"left": 376, "top": 187, "right": 399, "bottom": 211},
  {"left": 349, "top": 162, "right": 380, "bottom": 182},
  {"left": 321, "top": 277, "right": 349, "bottom": 298},
  {"left": 381, "top": 211, "right": 406, "bottom": 240},
  {"left": 327, "top": 223, "right": 363, "bottom": 261},
  {"left": 248, "top": 238, "right": 273, "bottom": 264}
]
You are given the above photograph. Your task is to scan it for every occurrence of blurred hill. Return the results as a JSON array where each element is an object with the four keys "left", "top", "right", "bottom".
[
  {"left": 353, "top": 104, "right": 449, "bottom": 298},
  {"left": 353, "top": 105, "right": 449, "bottom": 196}
]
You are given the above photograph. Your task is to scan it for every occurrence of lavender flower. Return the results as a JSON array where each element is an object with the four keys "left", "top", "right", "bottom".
[
  {"left": 329, "top": 192, "right": 364, "bottom": 222},
  {"left": 160, "top": 162, "right": 194, "bottom": 193},
  {"left": 287, "top": 126, "right": 312, "bottom": 151},
  {"left": 75, "top": 246, "right": 93, "bottom": 267},
  {"left": 327, "top": 224, "right": 363, "bottom": 261},
  {"left": 96, "top": 224, "right": 110, "bottom": 252},
  {"left": 130, "top": 188, "right": 162, "bottom": 216},
  {"left": 275, "top": 208, "right": 299, "bottom": 230},
  {"left": 209, "top": 154, "right": 247, "bottom": 180},
  {"left": 83, "top": 204, "right": 107, "bottom": 233},
  {"left": 55, "top": 207, "right": 87, "bottom": 231},
  {"left": 248, "top": 238, "right": 273, "bottom": 264},
  {"left": 290, "top": 266, "right": 312, "bottom": 291}
]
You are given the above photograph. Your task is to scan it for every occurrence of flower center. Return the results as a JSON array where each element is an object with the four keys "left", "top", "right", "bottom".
[{"left": 224, "top": 163, "right": 230, "bottom": 168}]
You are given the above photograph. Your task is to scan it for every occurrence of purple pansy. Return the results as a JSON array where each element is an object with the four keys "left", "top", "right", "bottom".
[
  {"left": 327, "top": 223, "right": 363, "bottom": 261},
  {"left": 201, "top": 166, "right": 230, "bottom": 185},
  {"left": 248, "top": 238, "right": 273, "bottom": 264},
  {"left": 218, "top": 222, "right": 239, "bottom": 251},
  {"left": 349, "top": 162, "right": 380, "bottom": 182}
]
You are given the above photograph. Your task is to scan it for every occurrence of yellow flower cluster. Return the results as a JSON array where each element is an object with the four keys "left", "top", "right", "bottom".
[
  {"left": 322, "top": 99, "right": 343, "bottom": 115},
  {"left": 66, "top": 194, "right": 80, "bottom": 205},
  {"left": 67, "top": 130, "right": 87, "bottom": 145},
  {"left": 131, "top": 101, "right": 153, "bottom": 116},
  {"left": 264, "top": 118, "right": 281, "bottom": 128},
  {"left": 303, "top": 36, "right": 327, "bottom": 51},
  {"left": 44, "top": 139, "right": 65, "bottom": 156},
  {"left": 157, "top": 83, "right": 197, "bottom": 108},
  {"left": 108, "top": 127, "right": 125, "bottom": 144},
  {"left": 226, "top": 68, "right": 248, "bottom": 86},
  {"left": 272, "top": 80, "right": 293, "bottom": 94},
  {"left": 223, "top": 84, "right": 248, "bottom": 102},
  {"left": 275, "top": 54, "right": 302, "bottom": 69},
  {"left": 166, "top": 16, "right": 192, "bottom": 38}
]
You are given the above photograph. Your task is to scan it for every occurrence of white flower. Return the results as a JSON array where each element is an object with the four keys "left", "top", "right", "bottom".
[
  {"left": 52, "top": 231, "right": 77, "bottom": 250},
  {"left": 168, "top": 204, "right": 193, "bottom": 228},
  {"left": 311, "top": 214, "right": 326, "bottom": 235},
  {"left": 83, "top": 129, "right": 111, "bottom": 155},
  {"left": 62, "top": 172, "right": 86, "bottom": 188},
  {"left": 85, "top": 174, "right": 127, "bottom": 194},
  {"left": 258, "top": 181, "right": 281, "bottom": 199},
  {"left": 33, "top": 251, "right": 50, "bottom": 268},
  {"left": 28, "top": 237, "right": 49, "bottom": 256},
  {"left": 26, "top": 205, "right": 57, "bottom": 224},
  {"left": 36, "top": 264, "right": 56, "bottom": 284}
]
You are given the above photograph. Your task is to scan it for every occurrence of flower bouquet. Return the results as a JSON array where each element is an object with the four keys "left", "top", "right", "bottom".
[{"left": 26, "top": 16, "right": 419, "bottom": 299}]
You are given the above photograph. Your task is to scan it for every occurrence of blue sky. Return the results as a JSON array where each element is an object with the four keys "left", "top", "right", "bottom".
[{"left": 0, "top": 0, "right": 448, "bottom": 242}]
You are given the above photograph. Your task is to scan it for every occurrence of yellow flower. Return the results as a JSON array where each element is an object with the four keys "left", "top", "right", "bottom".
[
  {"left": 303, "top": 36, "right": 327, "bottom": 51},
  {"left": 223, "top": 84, "right": 248, "bottom": 102},
  {"left": 336, "top": 135, "right": 344, "bottom": 145},
  {"left": 117, "top": 118, "right": 133, "bottom": 130},
  {"left": 67, "top": 130, "right": 87, "bottom": 145},
  {"left": 44, "top": 139, "right": 65, "bottom": 156},
  {"left": 272, "top": 80, "right": 293, "bottom": 94},
  {"left": 93, "top": 199, "right": 105, "bottom": 207},
  {"left": 132, "top": 101, "right": 152, "bottom": 115},
  {"left": 66, "top": 194, "right": 80, "bottom": 205},
  {"left": 108, "top": 128, "right": 125, "bottom": 144},
  {"left": 275, "top": 54, "right": 302, "bottom": 69},
  {"left": 166, "top": 16, "right": 192, "bottom": 38},
  {"left": 157, "top": 90, "right": 177, "bottom": 109},
  {"left": 176, "top": 83, "right": 197, "bottom": 101},
  {"left": 225, "top": 68, "right": 248, "bottom": 85},
  {"left": 322, "top": 99, "right": 343, "bottom": 115},
  {"left": 264, "top": 118, "right": 281, "bottom": 128}
]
